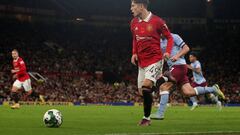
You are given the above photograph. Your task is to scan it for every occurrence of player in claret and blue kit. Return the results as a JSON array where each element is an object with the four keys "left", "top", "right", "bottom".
[
  {"left": 130, "top": 0, "right": 174, "bottom": 126},
  {"left": 187, "top": 52, "right": 222, "bottom": 111},
  {"left": 150, "top": 33, "right": 225, "bottom": 120}
]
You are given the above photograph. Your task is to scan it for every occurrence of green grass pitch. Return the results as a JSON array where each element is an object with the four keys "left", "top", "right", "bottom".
[{"left": 0, "top": 105, "right": 240, "bottom": 135}]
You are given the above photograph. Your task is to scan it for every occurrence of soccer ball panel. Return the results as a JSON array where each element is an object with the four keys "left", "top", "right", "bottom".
[{"left": 43, "top": 109, "right": 63, "bottom": 128}]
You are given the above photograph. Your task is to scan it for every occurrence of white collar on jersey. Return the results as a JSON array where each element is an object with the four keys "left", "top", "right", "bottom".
[{"left": 138, "top": 12, "right": 152, "bottom": 22}]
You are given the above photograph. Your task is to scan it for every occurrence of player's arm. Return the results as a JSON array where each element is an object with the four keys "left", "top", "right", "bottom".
[
  {"left": 171, "top": 44, "right": 190, "bottom": 62},
  {"left": 160, "top": 23, "right": 173, "bottom": 59},
  {"left": 11, "top": 68, "right": 19, "bottom": 73},
  {"left": 130, "top": 21, "right": 138, "bottom": 66},
  {"left": 187, "top": 65, "right": 201, "bottom": 74},
  {"left": 171, "top": 34, "right": 190, "bottom": 62},
  {"left": 131, "top": 38, "right": 138, "bottom": 66}
]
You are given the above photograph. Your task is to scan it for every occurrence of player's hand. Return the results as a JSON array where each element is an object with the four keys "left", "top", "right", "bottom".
[
  {"left": 186, "top": 64, "right": 193, "bottom": 70},
  {"left": 131, "top": 54, "right": 138, "bottom": 66},
  {"left": 170, "top": 55, "right": 179, "bottom": 62},
  {"left": 163, "top": 53, "right": 170, "bottom": 61},
  {"left": 11, "top": 69, "right": 16, "bottom": 73}
]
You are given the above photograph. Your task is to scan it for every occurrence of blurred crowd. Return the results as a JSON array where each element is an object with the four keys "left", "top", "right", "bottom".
[{"left": 0, "top": 19, "right": 239, "bottom": 104}]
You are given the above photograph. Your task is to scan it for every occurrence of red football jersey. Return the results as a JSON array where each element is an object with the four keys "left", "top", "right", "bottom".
[
  {"left": 12, "top": 57, "right": 30, "bottom": 82},
  {"left": 131, "top": 13, "right": 173, "bottom": 68}
]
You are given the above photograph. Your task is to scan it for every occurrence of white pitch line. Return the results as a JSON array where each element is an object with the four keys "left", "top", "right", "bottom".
[{"left": 105, "top": 131, "right": 240, "bottom": 135}]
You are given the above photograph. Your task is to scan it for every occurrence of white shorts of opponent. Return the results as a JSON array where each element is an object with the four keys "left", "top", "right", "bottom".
[
  {"left": 138, "top": 60, "right": 164, "bottom": 89},
  {"left": 13, "top": 79, "right": 32, "bottom": 92}
]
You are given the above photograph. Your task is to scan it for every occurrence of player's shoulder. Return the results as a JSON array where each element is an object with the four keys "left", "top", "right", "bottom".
[
  {"left": 171, "top": 33, "right": 184, "bottom": 43},
  {"left": 171, "top": 33, "right": 180, "bottom": 39},
  {"left": 130, "top": 18, "right": 138, "bottom": 25},
  {"left": 151, "top": 14, "right": 165, "bottom": 24},
  {"left": 18, "top": 57, "right": 23, "bottom": 61},
  {"left": 130, "top": 17, "right": 138, "bottom": 30},
  {"left": 18, "top": 57, "right": 25, "bottom": 63},
  {"left": 194, "top": 60, "right": 201, "bottom": 66},
  {"left": 196, "top": 60, "right": 201, "bottom": 64}
]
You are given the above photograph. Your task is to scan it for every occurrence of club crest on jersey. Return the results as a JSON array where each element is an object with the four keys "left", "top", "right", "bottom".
[
  {"left": 146, "top": 24, "right": 153, "bottom": 32},
  {"left": 135, "top": 27, "right": 138, "bottom": 31}
]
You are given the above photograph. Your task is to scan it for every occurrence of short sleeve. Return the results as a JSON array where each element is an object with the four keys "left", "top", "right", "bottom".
[
  {"left": 195, "top": 61, "right": 201, "bottom": 69},
  {"left": 174, "top": 34, "right": 185, "bottom": 48}
]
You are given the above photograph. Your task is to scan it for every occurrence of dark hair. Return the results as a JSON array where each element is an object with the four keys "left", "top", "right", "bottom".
[
  {"left": 132, "top": 0, "right": 149, "bottom": 8},
  {"left": 190, "top": 52, "right": 198, "bottom": 58},
  {"left": 12, "top": 49, "right": 18, "bottom": 53}
]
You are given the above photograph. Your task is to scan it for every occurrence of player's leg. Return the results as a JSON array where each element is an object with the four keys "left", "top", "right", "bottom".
[
  {"left": 156, "top": 71, "right": 176, "bottom": 89},
  {"left": 22, "top": 79, "right": 33, "bottom": 101},
  {"left": 151, "top": 64, "right": 185, "bottom": 119},
  {"left": 185, "top": 85, "right": 222, "bottom": 111},
  {"left": 137, "top": 67, "right": 145, "bottom": 96},
  {"left": 208, "top": 93, "right": 222, "bottom": 111},
  {"left": 173, "top": 65, "right": 225, "bottom": 98},
  {"left": 23, "top": 79, "right": 45, "bottom": 103},
  {"left": 189, "top": 82, "right": 199, "bottom": 110},
  {"left": 11, "top": 80, "right": 21, "bottom": 109},
  {"left": 140, "top": 79, "right": 154, "bottom": 125},
  {"left": 139, "top": 60, "right": 163, "bottom": 126},
  {"left": 204, "top": 83, "right": 222, "bottom": 110},
  {"left": 181, "top": 83, "right": 225, "bottom": 99},
  {"left": 137, "top": 67, "right": 152, "bottom": 126},
  {"left": 190, "top": 96, "right": 199, "bottom": 111},
  {"left": 151, "top": 82, "right": 173, "bottom": 120},
  {"left": 137, "top": 78, "right": 154, "bottom": 126},
  {"left": 181, "top": 83, "right": 213, "bottom": 96}
]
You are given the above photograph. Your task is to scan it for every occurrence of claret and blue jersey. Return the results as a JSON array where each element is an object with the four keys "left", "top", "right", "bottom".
[
  {"left": 190, "top": 60, "right": 207, "bottom": 84},
  {"left": 160, "top": 33, "right": 186, "bottom": 68}
]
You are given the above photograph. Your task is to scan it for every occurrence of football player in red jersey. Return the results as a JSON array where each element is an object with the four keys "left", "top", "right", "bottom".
[
  {"left": 130, "top": 0, "right": 173, "bottom": 126},
  {"left": 10, "top": 49, "right": 44, "bottom": 109}
]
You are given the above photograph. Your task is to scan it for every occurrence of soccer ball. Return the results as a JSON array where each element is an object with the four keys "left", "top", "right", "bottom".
[{"left": 43, "top": 109, "right": 63, "bottom": 128}]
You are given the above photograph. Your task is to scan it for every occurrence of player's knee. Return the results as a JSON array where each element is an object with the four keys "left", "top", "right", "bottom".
[
  {"left": 182, "top": 89, "right": 194, "bottom": 97},
  {"left": 160, "top": 83, "right": 172, "bottom": 91},
  {"left": 142, "top": 79, "right": 153, "bottom": 88},
  {"left": 11, "top": 89, "right": 17, "bottom": 93},
  {"left": 26, "top": 90, "right": 33, "bottom": 95},
  {"left": 11, "top": 87, "right": 18, "bottom": 92},
  {"left": 159, "top": 84, "right": 170, "bottom": 96},
  {"left": 181, "top": 84, "right": 195, "bottom": 97},
  {"left": 160, "top": 85, "right": 167, "bottom": 91}
]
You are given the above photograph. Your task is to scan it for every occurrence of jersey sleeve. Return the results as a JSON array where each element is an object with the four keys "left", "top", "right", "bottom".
[
  {"left": 195, "top": 61, "right": 201, "bottom": 69},
  {"left": 132, "top": 34, "right": 137, "bottom": 55},
  {"left": 174, "top": 34, "right": 185, "bottom": 48},
  {"left": 131, "top": 20, "right": 137, "bottom": 55},
  {"left": 157, "top": 19, "right": 173, "bottom": 54}
]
